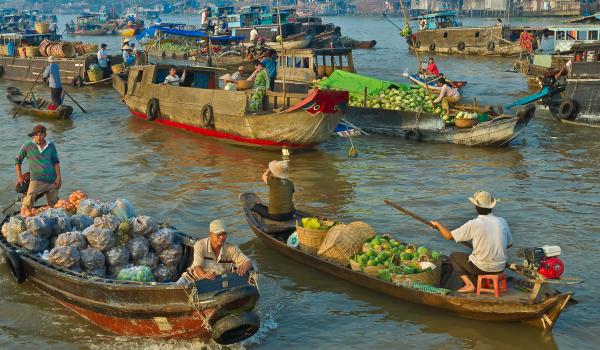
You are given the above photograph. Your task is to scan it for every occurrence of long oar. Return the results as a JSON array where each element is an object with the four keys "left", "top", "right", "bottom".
[
  {"left": 63, "top": 89, "right": 87, "bottom": 113},
  {"left": 384, "top": 199, "right": 472, "bottom": 248},
  {"left": 382, "top": 12, "right": 404, "bottom": 31},
  {"left": 13, "top": 64, "right": 48, "bottom": 118}
]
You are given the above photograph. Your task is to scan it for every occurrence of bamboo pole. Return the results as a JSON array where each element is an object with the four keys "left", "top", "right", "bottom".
[{"left": 276, "top": 0, "right": 287, "bottom": 107}]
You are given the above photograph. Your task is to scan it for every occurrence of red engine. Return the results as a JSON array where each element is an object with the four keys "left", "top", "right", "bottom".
[{"left": 538, "top": 257, "right": 565, "bottom": 279}]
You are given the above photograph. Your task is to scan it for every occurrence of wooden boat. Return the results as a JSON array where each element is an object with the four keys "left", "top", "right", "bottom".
[
  {"left": 112, "top": 64, "right": 348, "bottom": 149},
  {"left": 69, "top": 26, "right": 112, "bottom": 36},
  {"left": 408, "top": 74, "right": 467, "bottom": 92},
  {"left": 6, "top": 87, "right": 73, "bottom": 119},
  {"left": 240, "top": 193, "right": 573, "bottom": 331},
  {"left": 266, "top": 36, "right": 311, "bottom": 50},
  {"left": 310, "top": 26, "right": 342, "bottom": 48},
  {"left": 340, "top": 37, "right": 377, "bottom": 49},
  {"left": 0, "top": 212, "right": 260, "bottom": 344},
  {"left": 344, "top": 104, "right": 536, "bottom": 146}
]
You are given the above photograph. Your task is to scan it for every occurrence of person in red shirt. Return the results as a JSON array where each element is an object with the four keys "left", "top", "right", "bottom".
[{"left": 425, "top": 57, "right": 440, "bottom": 76}]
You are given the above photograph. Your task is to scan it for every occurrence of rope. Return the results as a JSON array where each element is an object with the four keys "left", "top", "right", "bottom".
[{"left": 182, "top": 284, "right": 214, "bottom": 333}]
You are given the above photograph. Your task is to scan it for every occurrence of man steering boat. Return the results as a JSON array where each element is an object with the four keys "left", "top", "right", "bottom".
[{"left": 431, "top": 191, "right": 513, "bottom": 293}]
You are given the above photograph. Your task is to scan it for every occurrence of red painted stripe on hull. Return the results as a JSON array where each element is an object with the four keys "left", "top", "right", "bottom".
[
  {"left": 130, "top": 109, "right": 317, "bottom": 149},
  {"left": 60, "top": 300, "right": 214, "bottom": 339}
]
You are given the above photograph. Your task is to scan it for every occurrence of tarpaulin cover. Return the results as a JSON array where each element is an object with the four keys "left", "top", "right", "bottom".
[
  {"left": 316, "top": 70, "right": 411, "bottom": 98},
  {"left": 137, "top": 25, "right": 245, "bottom": 42}
]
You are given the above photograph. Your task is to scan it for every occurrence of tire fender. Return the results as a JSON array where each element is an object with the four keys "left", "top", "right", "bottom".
[
  {"left": 211, "top": 312, "right": 260, "bottom": 345},
  {"left": 4, "top": 249, "right": 26, "bottom": 284},
  {"left": 72, "top": 76, "right": 83, "bottom": 87},
  {"left": 558, "top": 98, "right": 578, "bottom": 120},
  {"left": 146, "top": 98, "right": 160, "bottom": 121},
  {"left": 57, "top": 105, "right": 73, "bottom": 119},
  {"left": 457, "top": 42, "right": 465, "bottom": 51},
  {"left": 487, "top": 41, "right": 496, "bottom": 51},
  {"left": 429, "top": 43, "right": 436, "bottom": 52},
  {"left": 200, "top": 104, "right": 214, "bottom": 129},
  {"left": 0, "top": 64, "right": 5, "bottom": 77},
  {"left": 415, "top": 41, "right": 421, "bottom": 49}
]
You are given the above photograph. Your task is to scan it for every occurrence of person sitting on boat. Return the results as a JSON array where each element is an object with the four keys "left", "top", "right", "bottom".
[
  {"left": 261, "top": 50, "right": 277, "bottom": 91},
  {"left": 431, "top": 191, "right": 513, "bottom": 293},
  {"left": 121, "top": 44, "right": 134, "bottom": 67},
  {"left": 220, "top": 74, "right": 237, "bottom": 91},
  {"left": 163, "top": 66, "right": 186, "bottom": 86},
  {"left": 424, "top": 57, "right": 440, "bottom": 76},
  {"left": 231, "top": 66, "right": 246, "bottom": 81},
  {"left": 251, "top": 160, "right": 295, "bottom": 221},
  {"left": 496, "top": 18, "right": 503, "bottom": 27},
  {"left": 15, "top": 124, "right": 62, "bottom": 210},
  {"left": 176, "top": 220, "right": 253, "bottom": 287},
  {"left": 42, "top": 56, "right": 63, "bottom": 108},
  {"left": 555, "top": 52, "right": 583, "bottom": 79},
  {"left": 247, "top": 60, "right": 270, "bottom": 113},
  {"left": 97, "top": 43, "right": 109, "bottom": 78},
  {"left": 433, "top": 77, "right": 461, "bottom": 115}
]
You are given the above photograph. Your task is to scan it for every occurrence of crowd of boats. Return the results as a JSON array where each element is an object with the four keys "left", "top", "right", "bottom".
[{"left": 0, "top": 6, "right": 595, "bottom": 345}]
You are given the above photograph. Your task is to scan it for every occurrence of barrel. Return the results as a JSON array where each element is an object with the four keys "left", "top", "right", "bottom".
[
  {"left": 7, "top": 42, "right": 14, "bottom": 56},
  {"left": 25, "top": 46, "right": 40, "bottom": 58},
  {"left": 35, "top": 22, "right": 50, "bottom": 34}
]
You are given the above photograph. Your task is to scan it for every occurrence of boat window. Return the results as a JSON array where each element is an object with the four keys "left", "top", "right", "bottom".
[
  {"left": 589, "top": 31, "right": 598, "bottom": 41},
  {"left": 556, "top": 31, "right": 565, "bottom": 40},
  {"left": 474, "top": 31, "right": 480, "bottom": 38},
  {"left": 577, "top": 31, "right": 588, "bottom": 40},
  {"left": 135, "top": 70, "right": 143, "bottom": 83},
  {"left": 443, "top": 32, "right": 448, "bottom": 38}
]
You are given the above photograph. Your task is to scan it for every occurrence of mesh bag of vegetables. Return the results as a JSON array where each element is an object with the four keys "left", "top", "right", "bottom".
[
  {"left": 132, "top": 216, "right": 157, "bottom": 236},
  {"left": 134, "top": 250, "right": 159, "bottom": 269},
  {"left": 55, "top": 231, "right": 88, "bottom": 250},
  {"left": 153, "top": 264, "right": 178, "bottom": 283},
  {"left": 25, "top": 217, "right": 53, "bottom": 238},
  {"left": 77, "top": 199, "right": 106, "bottom": 218},
  {"left": 111, "top": 199, "right": 136, "bottom": 220},
  {"left": 18, "top": 231, "right": 49, "bottom": 252},
  {"left": 105, "top": 246, "right": 130, "bottom": 267},
  {"left": 127, "top": 235, "right": 150, "bottom": 260},
  {"left": 85, "top": 266, "right": 106, "bottom": 278},
  {"left": 159, "top": 242, "right": 183, "bottom": 267},
  {"left": 83, "top": 226, "right": 116, "bottom": 251},
  {"left": 93, "top": 214, "right": 121, "bottom": 232},
  {"left": 117, "top": 265, "right": 155, "bottom": 282},
  {"left": 49, "top": 246, "right": 81, "bottom": 268},
  {"left": 149, "top": 227, "right": 176, "bottom": 253},
  {"left": 80, "top": 247, "right": 106, "bottom": 270},
  {"left": 70, "top": 214, "right": 94, "bottom": 231},
  {"left": 6, "top": 216, "right": 26, "bottom": 244}
]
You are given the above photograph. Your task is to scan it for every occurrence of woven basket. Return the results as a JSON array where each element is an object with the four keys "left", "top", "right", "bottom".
[
  {"left": 317, "top": 223, "right": 368, "bottom": 266},
  {"left": 296, "top": 225, "right": 328, "bottom": 255},
  {"left": 235, "top": 80, "right": 253, "bottom": 90},
  {"left": 363, "top": 265, "right": 385, "bottom": 276},
  {"left": 454, "top": 118, "right": 478, "bottom": 129},
  {"left": 391, "top": 262, "right": 442, "bottom": 287},
  {"left": 347, "top": 221, "right": 376, "bottom": 242},
  {"left": 111, "top": 64, "right": 125, "bottom": 74},
  {"left": 87, "top": 70, "right": 103, "bottom": 82},
  {"left": 25, "top": 46, "right": 39, "bottom": 58},
  {"left": 35, "top": 22, "right": 50, "bottom": 34}
]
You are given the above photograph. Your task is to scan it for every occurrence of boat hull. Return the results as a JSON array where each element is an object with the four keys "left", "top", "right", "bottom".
[{"left": 551, "top": 76, "right": 600, "bottom": 126}]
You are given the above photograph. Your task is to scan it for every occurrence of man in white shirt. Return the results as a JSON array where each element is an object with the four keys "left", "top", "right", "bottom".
[
  {"left": 97, "top": 43, "right": 109, "bottom": 78},
  {"left": 163, "top": 66, "right": 186, "bottom": 86},
  {"left": 249, "top": 26, "right": 258, "bottom": 44},
  {"left": 431, "top": 191, "right": 513, "bottom": 293},
  {"left": 231, "top": 66, "right": 245, "bottom": 81}
]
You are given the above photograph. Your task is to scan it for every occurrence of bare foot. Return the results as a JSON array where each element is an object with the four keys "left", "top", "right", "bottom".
[{"left": 457, "top": 285, "right": 476, "bottom": 293}]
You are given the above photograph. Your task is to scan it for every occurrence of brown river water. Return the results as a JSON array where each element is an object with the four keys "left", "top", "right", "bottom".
[{"left": 0, "top": 15, "right": 598, "bottom": 349}]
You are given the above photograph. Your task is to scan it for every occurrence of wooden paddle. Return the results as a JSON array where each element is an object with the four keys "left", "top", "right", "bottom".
[
  {"left": 63, "top": 89, "right": 87, "bottom": 113},
  {"left": 384, "top": 199, "right": 472, "bottom": 248},
  {"left": 12, "top": 64, "right": 47, "bottom": 118}
]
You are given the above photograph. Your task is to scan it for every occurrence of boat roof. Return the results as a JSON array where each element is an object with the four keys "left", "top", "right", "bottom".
[
  {"left": 547, "top": 24, "right": 600, "bottom": 31},
  {"left": 277, "top": 48, "right": 352, "bottom": 56},
  {"left": 145, "top": 64, "right": 226, "bottom": 73},
  {"left": 564, "top": 13, "right": 600, "bottom": 24},
  {"left": 571, "top": 42, "right": 600, "bottom": 50},
  {"left": 413, "top": 11, "right": 457, "bottom": 20}
]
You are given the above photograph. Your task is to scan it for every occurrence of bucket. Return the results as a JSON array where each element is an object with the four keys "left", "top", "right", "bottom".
[
  {"left": 35, "top": 22, "right": 50, "bottom": 34},
  {"left": 7, "top": 42, "right": 14, "bottom": 56},
  {"left": 111, "top": 64, "right": 125, "bottom": 74},
  {"left": 87, "top": 70, "right": 104, "bottom": 82},
  {"left": 25, "top": 47, "right": 40, "bottom": 58}
]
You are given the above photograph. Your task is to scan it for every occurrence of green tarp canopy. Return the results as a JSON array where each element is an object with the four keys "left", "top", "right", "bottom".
[{"left": 316, "top": 70, "right": 413, "bottom": 98}]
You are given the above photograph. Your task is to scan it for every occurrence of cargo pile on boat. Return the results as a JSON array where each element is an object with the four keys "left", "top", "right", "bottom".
[{"left": 1, "top": 191, "right": 182, "bottom": 282}]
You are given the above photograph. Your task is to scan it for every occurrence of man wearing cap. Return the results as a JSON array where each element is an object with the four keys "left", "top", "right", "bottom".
[
  {"left": 15, "top": 125, "right": 61, "bottom": 209},
  {"left": 231, "top": 66, "right": 246, "bottom": 81},
  {"left": 431, "top": 191, "right": 512, "bottom": 293},
  {"left": 177, "top": 220, "right": 253, "bottom": 287},
  {"left": 42, "top": 56, "right": 62, "bottom": 107},
  {"left": 97, "top": 43, "right": 109, "bottom": 78}
]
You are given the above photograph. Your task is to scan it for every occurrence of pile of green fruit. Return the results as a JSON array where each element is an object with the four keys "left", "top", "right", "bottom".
[
  {"left": 300, "top": 217, "right": 337, "bottom": 229},
  {"left": 351, "top": 235, "right": 441, "bottom": 270},
  {"left": 400, "top": 26, "right": 413, "bottom": 38}
]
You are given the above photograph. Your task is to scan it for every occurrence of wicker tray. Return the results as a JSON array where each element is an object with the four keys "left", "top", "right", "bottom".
[{"left": 391, "top": 261, "right": 442, "bottom": 287}]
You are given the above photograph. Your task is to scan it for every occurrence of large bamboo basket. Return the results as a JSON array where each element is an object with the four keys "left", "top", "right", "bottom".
[
  {"left": 25, "top": 47, "right": 40, "bottom": 58},
  {"left": 317, "top": 223, "right": 375, "bottom": 266},
  {"left": 235, "top": 80, "right": 253, "bottom": 90},
  {"left": 87, "top": 70, "right": 104, "bottom": 82},
  {"left": 391, "top": 261, "right": 442, "bottom": 287},
  {"left": 363, "top": 265, "right": 385, "bottom": 276},
  {"left": 454, "top": 118, "right": 478, "bottom": 129},
  {"left": 35, "top": 22, "right": 50, "bottom": 34}
]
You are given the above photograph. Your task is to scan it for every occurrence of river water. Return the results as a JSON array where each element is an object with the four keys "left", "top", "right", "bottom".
[{"left": 0, "top": 15, "right": 598, "bottom": 350}]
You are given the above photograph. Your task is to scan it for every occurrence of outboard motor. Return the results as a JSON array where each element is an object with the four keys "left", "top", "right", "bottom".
[{"left": 517, "top": 245, "right": 564, "bottom": 279}]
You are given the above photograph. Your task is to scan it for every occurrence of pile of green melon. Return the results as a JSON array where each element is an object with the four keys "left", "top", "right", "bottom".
[{"left": 351, "top": 235, "right": 441, "bottom": 270}]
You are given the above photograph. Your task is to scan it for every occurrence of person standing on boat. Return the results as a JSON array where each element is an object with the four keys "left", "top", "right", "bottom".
[
  {"left": 433, "top": 77, "right": 460, "bottom": 115},
  {"left": 249, "top": 26, "right": 259, "bottom": 44},
  {"left": 121, "top": 44, "right": 134, "bottom": 67},
  {"left": 163, "top": 66, "right": 186, "bottom": 86},
  {"left": 430, "top": 191, "right": 512, "bottom": 293},
  {"left": 15, "top": 124, "right": 61, "bottom": 210},
  {"left": 177, "top": 220, "right": 253, "bottom": 287},
  {"left": 247, "top": 60, "right": 269, "bottom": 112},
  {"left": 42, "top": 56, "right": 62, "bottom": 107},
  {"left": 251, "top": 160, "right": 295, "bottom": 221},
  {"left": 262, "top": 50, "right": 277, "bottom": 91},
  {"left": 97, "top": 43, "right": 109, "bottom": 78}
]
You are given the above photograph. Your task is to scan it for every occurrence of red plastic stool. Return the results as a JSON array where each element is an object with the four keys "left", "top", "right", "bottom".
[{"left": 477, "top": 273, "right": 508, "bottom": 297}]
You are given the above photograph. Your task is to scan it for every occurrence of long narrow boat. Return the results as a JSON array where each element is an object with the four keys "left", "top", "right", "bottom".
[
  {"left": 6, "top": 87, "right": 73, "bottom": 119},
  {"left": 408, "top": 74, "right": 466, "bottom": 92},
  {"left": 240, "top": 193, "right": 573, "bottom": 331},
  {"left": 112, "top": 64, "right": 348, "bottom": 149},
  {"left": 0, "top": 212, "right": 260, "bottom": 344}
]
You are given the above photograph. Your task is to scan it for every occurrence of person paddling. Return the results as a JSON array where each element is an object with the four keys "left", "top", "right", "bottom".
[
  {"left": 430, "top": 191, "right": 513, "bottom": 293},
  {"left": 252, "top": 160, "right": 295, "bottom": 221}
]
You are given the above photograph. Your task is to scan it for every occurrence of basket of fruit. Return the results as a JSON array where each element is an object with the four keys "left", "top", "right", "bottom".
[
  {"left": 454, "top": 111, "right": 479, "bottom": 128},
  {"left": 296, "top": 217, "right": 336, "bottom": 255},
  {"left": 391, "top": 261, "right": 442, "bottom": 286}
]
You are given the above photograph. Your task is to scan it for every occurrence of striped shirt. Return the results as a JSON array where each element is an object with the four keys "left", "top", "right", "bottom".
[
  {"left": 15, "top": 141, "right": 60, "bottom": 183},
  {"left": 180, "top": 237, "right": 250, "bottom": 282}
]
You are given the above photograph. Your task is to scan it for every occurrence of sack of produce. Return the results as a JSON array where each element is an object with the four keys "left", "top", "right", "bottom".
[
  {"left": 127, "top": 235, "right": 149, "bottom": 260},
  {"left": 149, "top": 227, "right": 176, "bottom": 253},
  {"left": 18, "top": 231, "right": 49, "bottom": 252},
  {"left": 105, "top": 246, "right": 130, "bottom": 267},
  {"left": 117, "top": 265, "right": 155, "bottom": 282},
  {"left": 153, "top": 264, "right": 178, "bottom": 283},
  {"left": 53, "top": 215, "right": 73, "bottom": 235},
  {"left": 115, "top": 220, "right": 131, "bottom": 245},
  {"left": 25, "top": 216, "right": 53, "bottom": 238},
  {"left": 85, "top": 266, "right": 106, "bottom": 278},
  {"left": 317, "top": 223, "right": 375, "bottom": 266},
  {"left": 55, "top": 231, "right": 87, "bottom": 249},
  {"left": 108, "top": 263, "right": 131, "bottom": 277},
  {"left": 80, "top": 247, "right": 106, "bottom": 270},
  {"left": 68, "top": 190, "right": 88, "bottom": 207},
  {"left": 111, "top": 199, "right": 136, "bottom": 220},
  {"left": 296, "top": 217, "right": 336, "bottom": 255},
  {"left": 83, "top": 226, "right": 115, "bottom": 251},
  {"left": 70, "top": 214, "right": 94, "bottom": 231},
  {"left": 77, "top": 199, "right": 105, "bottom": 218},
  {"left": 54, "top": 199, "right": 77, "bottom": 214},
  {"left": 93, "top": 214, "right": 120, "bottom": 232},
  {"left": 1, "top": 222, "right": 8, "bottom": 238},
  {"left": 132, "top": 216, "right": 157, "bottom": 236},
  {"left": 6, "top": 216, "right": 26, "bottom": 244},
  {"left": 159, "top": 243, "right": 183, "bottom": 267},
  {"left": 390, "top": 261, "right": 442, "bottom": 287},
  {"left": 134, "top": 250, "right": 158, "bottom": 269},
  {"left": 49, "top": 246, "right": 81, "bottom": 268}
]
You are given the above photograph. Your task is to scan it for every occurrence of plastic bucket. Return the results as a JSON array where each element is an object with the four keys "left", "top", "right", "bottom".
[{"left": 7, "top": 42, "right": 14, "bottom": 56}]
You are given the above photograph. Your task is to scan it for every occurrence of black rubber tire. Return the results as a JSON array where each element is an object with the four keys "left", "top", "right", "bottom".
[
  {"left": 72, "top": 76, "right": 83, "bottom": 87},
  {"left": 211, "top": 312, "right": 260, "bottom": 345},
  {"left": 487, "top": 41, "right": 496, "bottom": 51},
  {"left": 146, "top": 98, "right": 160, "bottom": 121},
  {"left": 57, "top": 105, "right": 73, "bottom": 119},
  {"left": 0, "top": 64, "right": 4, "bottom": 77},
  {"left": 213, "top": 285, "right": 259, "bottom": 310},
  {"left": 429, "top": 43, "right": 436, "bottom": 52},
  {"left": 457, "top": 42, "right": 465, "bottom": 51},
  {"left": 201, "top": 104, "right": 214, "bottom": 129},
  {"left": 415, "top": 41, "right": 421, "bottom": 49},
  {"left": 558, "top": 98, "right": 578, "bottom": 120},
  {"left": 4, "top": 250, "right": 26, "bottom": 284}
]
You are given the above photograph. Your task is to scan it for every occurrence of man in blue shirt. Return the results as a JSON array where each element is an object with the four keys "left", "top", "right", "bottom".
[
  {"left": 42, "top": 56, "right": 62, "bottom": 107},
  {"left": 261, "top": 50, "right": 277, "bottom": 91}
]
